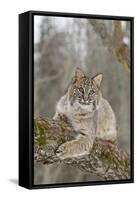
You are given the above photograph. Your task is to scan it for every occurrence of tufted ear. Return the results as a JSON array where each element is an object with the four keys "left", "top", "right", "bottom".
[
  {"left": 75, "top": 67, "right": 85, "bottom": 80},
  {"left": 92, "top": 74, "right": 103, "bottom": 88}
]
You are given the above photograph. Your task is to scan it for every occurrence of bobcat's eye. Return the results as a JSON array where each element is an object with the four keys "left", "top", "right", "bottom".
[
  {"left": 79, "top": 87, "right": 84, "bottom": 93},
  {"left": 89, "top": 90, "right": 95, "bottom": 96}
]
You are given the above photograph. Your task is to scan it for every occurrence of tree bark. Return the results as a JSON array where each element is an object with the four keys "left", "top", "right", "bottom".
[
  {"left": 89, "top": 19, "right": 130, "bottom": 70},
  {"left": 34, "top": 116, "right": 130, "bottom": 180}
]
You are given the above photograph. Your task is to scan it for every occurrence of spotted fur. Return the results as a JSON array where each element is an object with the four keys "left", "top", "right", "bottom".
[{"left": 53, "top": 68, "right": 117, "bottom": 159}]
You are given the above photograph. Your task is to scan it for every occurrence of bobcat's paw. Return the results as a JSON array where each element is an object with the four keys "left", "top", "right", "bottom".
[
  {"left": 56, "top": 143, "right": 71, "bottom": 160},
  {"left": 56, "top": 140, "right": 91, "bottom": 160}
]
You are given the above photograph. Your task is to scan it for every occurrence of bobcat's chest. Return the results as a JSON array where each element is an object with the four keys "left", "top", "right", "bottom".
[
  {"left": 66, "top": 110, "right": 94, "bottom": 135},
  {"left": 63, "top": 100, "right": 96, "bottom": 134}
]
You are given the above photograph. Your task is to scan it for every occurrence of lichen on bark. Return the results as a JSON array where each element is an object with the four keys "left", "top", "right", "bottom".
[{"left": 34, "top": 117, "right": 130, "bottom": 180}]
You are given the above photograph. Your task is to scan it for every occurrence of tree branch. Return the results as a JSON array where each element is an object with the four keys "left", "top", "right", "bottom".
[
  {"left": 89, "top": 19, "right": 130, "bottom": 70},
  {"left": 34, "top": 117, "right": 130, "bottom": 180}
]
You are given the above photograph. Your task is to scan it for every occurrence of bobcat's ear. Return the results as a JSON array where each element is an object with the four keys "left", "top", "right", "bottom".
[
  {"left": 92, "top": 74, "right": 103, "bottom": 88},
  {"left": 75, "top": 67, "right": 85, "bottom": 80}
]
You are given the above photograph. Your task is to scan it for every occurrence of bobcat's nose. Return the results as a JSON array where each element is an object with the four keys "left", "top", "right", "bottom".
[
  {"left": 84, "top": 100, "right": 89, "bottom": 105},
  {"left": 81, "top": 99, "right": 89, "bottom": 105},
  {"left": 84, "top": 94, "right": 88, "bottom": 102}
]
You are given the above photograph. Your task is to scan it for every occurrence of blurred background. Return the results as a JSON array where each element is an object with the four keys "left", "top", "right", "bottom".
[{"left": 34, "top": 15, "right": 130, "bottom": 184}]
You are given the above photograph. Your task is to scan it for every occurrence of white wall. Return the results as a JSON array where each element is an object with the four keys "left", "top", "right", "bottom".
[{"left": 0, "top": 0, "right": 136, "bottom": 199}]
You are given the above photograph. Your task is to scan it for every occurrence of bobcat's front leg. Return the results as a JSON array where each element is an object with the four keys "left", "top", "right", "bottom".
[{"left": 56, "top": 134, "right": 94, "bottom": 160}]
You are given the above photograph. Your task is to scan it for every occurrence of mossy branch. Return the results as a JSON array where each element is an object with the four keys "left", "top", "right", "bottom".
[
  {"left": 89, "top": 19, "right": 130, "bottom": 70},
  {"left": 34, "top": 117, "right": 130, "bottom": 180}
]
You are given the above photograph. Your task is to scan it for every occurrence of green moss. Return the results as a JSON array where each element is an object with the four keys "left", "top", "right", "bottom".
[
  {"left": 100, "top": 149, "right": 112, "bottom": 163},
  {"left": 110, "top": 47, "right": 129, "bottom": 69},
  {"left": 59, "top": 134, "right": 66, "bottom": 144},
  {"left": 59, "top": 121, "right": 68, "bottom": 131},
  {"left": 34, "top": 120, "right": 49, "bottom": 146}
]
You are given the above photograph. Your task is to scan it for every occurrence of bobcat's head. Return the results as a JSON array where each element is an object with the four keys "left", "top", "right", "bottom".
[{"left": 69, "top": 68, "right": 102, "bottom": 112}]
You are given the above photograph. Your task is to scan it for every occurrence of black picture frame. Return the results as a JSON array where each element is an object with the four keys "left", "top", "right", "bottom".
[{"left": 19, "top": 10, "right": 134, "bottom": 189}]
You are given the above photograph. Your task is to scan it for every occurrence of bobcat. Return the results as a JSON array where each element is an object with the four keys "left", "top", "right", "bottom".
[{"left": 53, "top": 68, "right": 117, "bottom": 160}]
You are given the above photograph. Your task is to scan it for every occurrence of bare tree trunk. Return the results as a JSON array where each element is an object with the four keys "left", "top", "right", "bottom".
[{"left": 34, "top": 116, "right": 130, "bottom": 180}]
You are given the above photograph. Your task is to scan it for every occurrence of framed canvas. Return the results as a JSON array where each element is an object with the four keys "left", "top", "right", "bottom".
[{"left": 19, "top": 10, "right": 134, "bottom": 189}]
